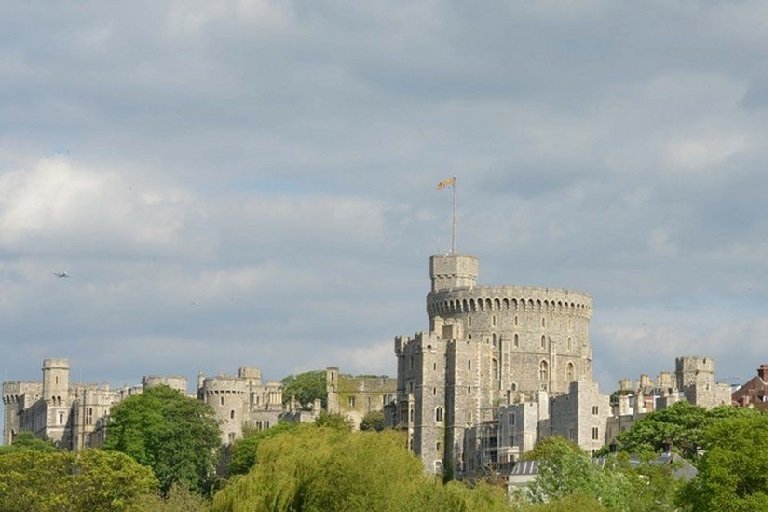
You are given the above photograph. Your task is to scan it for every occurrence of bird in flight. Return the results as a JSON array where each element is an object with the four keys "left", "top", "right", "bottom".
[{"left": 53, "top": 272, "right": 70, "bottom": 278}]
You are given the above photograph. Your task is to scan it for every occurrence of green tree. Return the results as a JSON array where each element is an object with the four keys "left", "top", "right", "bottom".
[
  {"left": 617, "top": 402, "right": 759, "bottom": 461},
  {"left": 523, "top": 436, "right": 678, "bottom": 511},
  {"left": 677, "top": 413, "right": 768, "bottom": 511},
  {"left": 228, "top": 421, "right": 303, "bottom": 476},
  {"left": 104, "top": 385, "right": 221, "bottom": 494},
  {"left": 360, "top": 409, "right": 386, "bottom": 432},
  {"left": 616, "top": 401, "right": 709, "bottom": 460},
  {"left": 281, "top": 370, "right": 327, "bottom": 409},
  {"left": 0, "top": 431, "right": 56, "bottom": 454},
  {"left": 315, "top": 411, "right": 354, "bottom": 430},
  {"left": 0, "top": 449, "right": 157, "bottom": 512},
  {"left": 127, "top": 483, "right": 210, "bottom": 512},
  {"left": 212, "top": 425, "right": 511, "bottom": 512}
]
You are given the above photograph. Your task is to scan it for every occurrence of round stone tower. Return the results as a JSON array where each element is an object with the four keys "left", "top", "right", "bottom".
[
  {"left": 42, "top": 358, "right": 70, "bottom": 404},
  {"left": 426, "top": 254, "right": 592, "bottom": 397},
  {"left": 200, "top": 376, "right": 247, "bottom": 445}
]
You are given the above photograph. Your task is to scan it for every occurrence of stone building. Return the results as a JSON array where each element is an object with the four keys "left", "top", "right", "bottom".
[
  {"left": 2, "top": 359, "right": 142, "bottom": 448},
  {"left": 197, "top": 367, "right": 283, "bottom": 445},
  {"left": 3, "top": 360, "right": 285, "bottom": 449},
  {"left": 605, "top": 356, "right": 732, "bottom": 444},
  {"left": 393, "top": 253, "right": 596, "bottom": 476},
  {"left": 325, "top": 367, "right": 396, "bottom": 428}
]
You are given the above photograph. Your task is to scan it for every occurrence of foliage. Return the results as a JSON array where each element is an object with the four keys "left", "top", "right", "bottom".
[
  {"left": 359, "top": 409, "right": 386, "bottom": 432},
  {"left": 211, "top": 425, "right": 512, "bottom": 512},
  {"left": 522, "top": 435, "right": 582, "bottom": 462},
  {"left": 0, "top": 449, "right": 157, "bottom": 512},
  {"left": 676, "top": 413, "right": 768, "bottom": 511},
  {"left": 0, "top": 431, "right": 56, "bottom": 454},
  {"left": 315, "top": 411, "right": 354, "bottom": 430},
  {"left": 616, "top": 402, "right": 758, "bottom": 461},
  {"left": 127, "top": 483, "right": 210, "bottom": 512},
  {"left": 104, "top": 384, "right": 221, "bottom": 495},
  {"left": 522, "top": 436, "right": 678, "bottom": 511},
  {"left": 228, "top": 421, "right": 303, "bottom": 476},
  {"left": 281, "top": 370, "right": 327, "bottom": 409},
  {"left": 520, "top": 493, "right": 608, "bottom": 512}
]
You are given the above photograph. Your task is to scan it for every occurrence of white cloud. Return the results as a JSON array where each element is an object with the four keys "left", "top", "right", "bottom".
[{"left": 0, "top": 157, "right": 204, "bottom": 256}]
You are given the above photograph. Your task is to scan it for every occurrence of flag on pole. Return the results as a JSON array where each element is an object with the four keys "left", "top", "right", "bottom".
[{"left": 436, "top": 177, "right": 456, "bottom": 190}]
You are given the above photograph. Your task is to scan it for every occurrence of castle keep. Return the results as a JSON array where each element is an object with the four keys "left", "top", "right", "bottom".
[{"left": 394, "top": 253, "right": 599, "bottom": 475}]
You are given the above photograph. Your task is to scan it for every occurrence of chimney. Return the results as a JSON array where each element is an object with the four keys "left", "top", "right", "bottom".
[{"left": 757, "top": 364, "right": 768, "bottom": 381}]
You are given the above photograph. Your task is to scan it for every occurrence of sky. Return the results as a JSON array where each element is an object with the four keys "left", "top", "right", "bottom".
[{"left": 2, "top": 1, "right": 767, "bottom": 432}]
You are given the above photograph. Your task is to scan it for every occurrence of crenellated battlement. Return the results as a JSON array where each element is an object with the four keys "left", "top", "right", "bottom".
[{"left": 427, "top": 286, "right": 592, "bottom": 319}]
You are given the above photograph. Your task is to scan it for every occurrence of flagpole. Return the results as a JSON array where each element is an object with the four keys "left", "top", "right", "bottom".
[{"left": 452, "top": 176, "right": 457, "bottom": 254}]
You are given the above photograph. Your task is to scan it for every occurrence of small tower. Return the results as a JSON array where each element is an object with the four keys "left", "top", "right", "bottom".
[
  {"left": 42, "top": 358, "right": 69, "bottom": 403},
  {"left": 429, "top": 254, "right": 478, "bottom": 293}
]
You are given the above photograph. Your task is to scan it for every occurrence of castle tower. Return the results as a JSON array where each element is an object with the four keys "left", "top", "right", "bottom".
[
  {"left": 200, "top": 376, "right": 247, "bottom": 445},
  {"left": 42, "top": 358, "right": 69, "bottom": 404},
  {"left": 429, "top": 254, "right": 478, "bottom": 293},
  {"left": 397, "top": 253, "right": 593, "bottom": 477}
]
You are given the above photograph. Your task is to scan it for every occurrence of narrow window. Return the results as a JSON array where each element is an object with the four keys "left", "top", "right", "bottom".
[
  {"left": 539, "top": 360, "right": 549, "bottom": 381},
  {"left": 592, "top": 406, "right": 599, "bottom": 415},
  {"left": 492, "top": 359, "right": 499, "bottom": 380},
  {"left": 592, "top": 427, "right": 599, "bottom": 440},
  {"left": 541, "top": 335, "right": 546, "bottom": 349},
  {"left": 566, "top": 362, "right": 575, "bottom": 382},
  {"left": 541, "top": 317, "right": 546, "bottom": 328},
  {"left": 220, "top": 396, "right": 224, "bottom": 406},
  {"left": 567, "top": 337, "right": 572, "bottom": 351},
  {"left": 230, "top": 410, "right": 235, "bottom": 419},
  {"left": 514, "top": 334, "right": 519, "bottom": 347},
  {"left": 348, "top": 396, "right": 356, "bottom": 408},
  {"left": 514, "top": 315, "right": 518, "bottom": 326},
  {"left": 492, "top": 315, "right": 497, "bottom": 326},
  {"left": 435, "top": 407, "right": 443, "bottom": 423}
]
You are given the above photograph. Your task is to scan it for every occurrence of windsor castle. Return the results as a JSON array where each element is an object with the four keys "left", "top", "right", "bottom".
[{"left": 3, "top": 251, "right": 737, "bottom": 478}]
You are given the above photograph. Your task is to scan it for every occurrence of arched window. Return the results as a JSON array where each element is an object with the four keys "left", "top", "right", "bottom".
[
  {"left": 539, "top": 360, "right": 549, "bottom": 381},
  {"left": 492, "top": 358, "right": 498, "bottom": 380},
  {"left": 541, "top": 335, "right": 547, "bottom": 349},
  {"left": 435, "top": 407, "right": 443, "bottom": 423},
  {"left": 514, "top": 334, "right": 519, "bottom": 347},
  {"left": 566, "top": 362, "right": 575, "bottom": 383}
]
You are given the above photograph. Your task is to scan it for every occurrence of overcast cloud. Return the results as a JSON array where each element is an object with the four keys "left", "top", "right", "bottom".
[{"left": 2, "top": 1, "right": 767, "bottom": 431}]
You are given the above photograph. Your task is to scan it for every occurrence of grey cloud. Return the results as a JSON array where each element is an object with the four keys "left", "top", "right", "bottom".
[{"left": 2, "top": 0, "right": 768, "bottom": 430}]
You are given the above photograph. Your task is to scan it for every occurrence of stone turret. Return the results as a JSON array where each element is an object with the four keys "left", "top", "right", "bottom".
[
  {"left": 42, "top": 358, "right": 69, "bottom": 403},
  {"left": 429, "top": 254, "right": 478, "bottom": 292}
]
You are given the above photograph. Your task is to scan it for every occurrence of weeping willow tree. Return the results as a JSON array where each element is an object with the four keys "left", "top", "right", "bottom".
[{"left": 212, "top": 425, "right": 510, "bottom": 512}]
